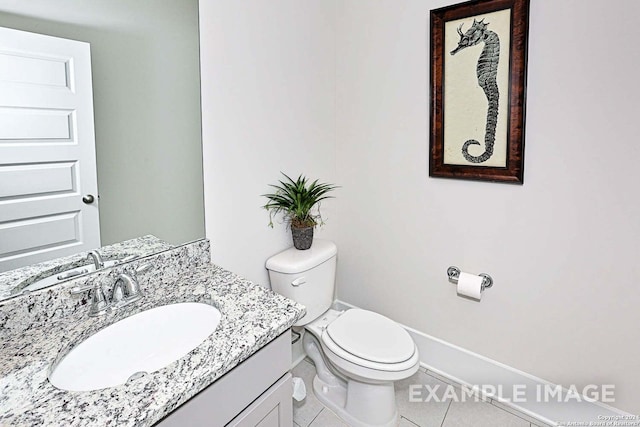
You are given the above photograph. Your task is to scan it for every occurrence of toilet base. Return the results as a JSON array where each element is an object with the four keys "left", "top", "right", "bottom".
[{"left": 312, "top": 372, "right": 399, "bottom": 427}]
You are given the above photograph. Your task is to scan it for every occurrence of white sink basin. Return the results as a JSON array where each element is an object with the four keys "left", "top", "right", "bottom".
[{"left": 49, "top": 302, "right": 221, "bottom": 391}]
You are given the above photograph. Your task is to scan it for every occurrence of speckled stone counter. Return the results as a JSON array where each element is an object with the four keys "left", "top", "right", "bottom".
[
  {"left": 0, "top": 240, "right": 305, "bottom": 427},
  {"left": 0, "top": 235, "right": 174, "bottom": 301}
]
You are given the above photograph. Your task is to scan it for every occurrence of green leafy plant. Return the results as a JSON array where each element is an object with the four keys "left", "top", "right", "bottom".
[{"left": 262, "top": 173, "right": 338, "bottom": 229}]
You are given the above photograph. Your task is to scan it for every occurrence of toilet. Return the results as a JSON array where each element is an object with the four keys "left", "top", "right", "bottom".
[{"left": 266, "top": 239, "right": 420, "bottom": 427}]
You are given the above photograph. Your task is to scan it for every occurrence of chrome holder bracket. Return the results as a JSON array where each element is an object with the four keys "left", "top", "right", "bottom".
[{"left": 447, "top": 266, "right": 493, "bottom": 291}]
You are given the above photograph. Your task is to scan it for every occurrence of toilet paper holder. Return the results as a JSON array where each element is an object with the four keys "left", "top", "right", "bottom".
[{"left": 447, "top": 266, "right": 493, "bottom": 290}]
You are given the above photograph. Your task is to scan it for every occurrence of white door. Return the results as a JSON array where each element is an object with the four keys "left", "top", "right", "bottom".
[{"left": 0, "top": 27, "right": 100, "bottom": 272}]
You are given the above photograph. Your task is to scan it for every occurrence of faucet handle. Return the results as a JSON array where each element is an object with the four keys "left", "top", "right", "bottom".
[
  {"left": 135, "top": 263, "right": 153, "bottom": 274},
  {"left": 70, "top": 282, "right": 110, "bottom": 316},
  {"left": 70, "top": 282, "right": 97, "bottom": 295},
  {"left": 120, "top": 255, "right": 138, "bottom": 263},
  {"left": 89, "top": 285, "right": 110, "bottom": 317}
]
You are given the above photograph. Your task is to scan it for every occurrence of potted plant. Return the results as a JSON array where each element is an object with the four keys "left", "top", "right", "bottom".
[{"left": 262, "top": 173, "right": 338, "bottom": 250}]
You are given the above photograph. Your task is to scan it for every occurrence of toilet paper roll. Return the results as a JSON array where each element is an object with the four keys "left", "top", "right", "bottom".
[
  {"left": 292, "top": 377, "right": 306, "bottom": 401},
  {"left": 457, "top": 272, "right": 484, "bottom": 300}
]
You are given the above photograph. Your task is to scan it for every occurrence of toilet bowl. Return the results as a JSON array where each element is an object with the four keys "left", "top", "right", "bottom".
[
  {"left": 303, "top": 308, "right": 419, "bottom": 427},
  {"left": 266, "top": 240, "right": 420, "bottom": 426}
]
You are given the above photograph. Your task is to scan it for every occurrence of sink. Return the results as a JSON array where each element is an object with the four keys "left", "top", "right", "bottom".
[{"left": 49, "top": 302, "right": 221, "bottom": 391}]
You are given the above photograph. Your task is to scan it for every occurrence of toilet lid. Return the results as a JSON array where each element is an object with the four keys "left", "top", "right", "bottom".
[{"left": 324, "top": 309, "right": 415, "bottom": 364}]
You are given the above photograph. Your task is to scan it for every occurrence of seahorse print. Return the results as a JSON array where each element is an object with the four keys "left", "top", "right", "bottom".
[{"left": 451, "top": 19, "right": 500, "bottom": 164}]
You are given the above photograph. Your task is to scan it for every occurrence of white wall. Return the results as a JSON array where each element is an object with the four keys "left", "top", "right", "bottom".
[
  {"left": 0, "top": 0, "right": 205, "bottom": 246},
  {"left": 199, "top": 0, "right": 337, "bottom": 286},
  {"left": 334, "top": 0, "right": 640, "bottom": 414},
  {"left": 199, "top": 0, "right": 640, "bottom": 414}
]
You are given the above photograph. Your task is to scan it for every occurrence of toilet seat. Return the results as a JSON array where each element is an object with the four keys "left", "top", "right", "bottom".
[
  {"left": 315, "top": 309, "right": 419, "bottom": 381},
  {"left": 324, "top": 309, "right": 416, "bottom": 366}
]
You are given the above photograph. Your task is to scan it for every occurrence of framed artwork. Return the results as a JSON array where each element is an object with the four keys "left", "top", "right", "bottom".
[{"left": 429, "top": 0, "right": 530, "bottom": 184}]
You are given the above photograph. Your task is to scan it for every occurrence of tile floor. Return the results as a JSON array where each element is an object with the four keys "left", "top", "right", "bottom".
[{"left": 291, "top": 359, "right": 553, "bottom": 427}]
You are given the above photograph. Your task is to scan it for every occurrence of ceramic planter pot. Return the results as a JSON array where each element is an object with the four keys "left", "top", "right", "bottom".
[{"left": 291, "top": 226, "right": 313, "bottom": 250}]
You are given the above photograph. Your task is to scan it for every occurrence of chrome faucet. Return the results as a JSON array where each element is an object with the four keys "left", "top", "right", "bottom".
[
  {"left": 70, "top": 263, "right": 151, "bottom": 317},
  {"left": 86, "top": 250, "right": 105, "bottom": 270},
  {"left": 110, "top": 273, "right": 142, "bottom": 306}
]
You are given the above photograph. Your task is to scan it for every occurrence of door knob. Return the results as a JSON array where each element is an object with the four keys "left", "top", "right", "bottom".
[{"left": 82, "top": 194, "right": 95, "bottom": 204}]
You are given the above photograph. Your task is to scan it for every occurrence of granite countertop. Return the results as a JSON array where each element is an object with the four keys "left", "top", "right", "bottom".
[
  {"left": 0, "top": 263, "right": 305, "bottom": 427},
  {"left": 0, "top": 235, "right": 174, "bottom": 301}
]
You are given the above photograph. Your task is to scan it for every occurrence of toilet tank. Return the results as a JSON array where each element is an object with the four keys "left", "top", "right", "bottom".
[{"left": 266, "top": 239, "right": 337, "bottom": 326}]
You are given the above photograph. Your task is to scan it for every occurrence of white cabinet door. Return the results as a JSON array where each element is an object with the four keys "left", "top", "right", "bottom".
[
  {"left": 0, "top": 26, "right": 100, "bottom": 272},
  {"left": 226, "top": 374, "right": 293, "bottom": 427}
]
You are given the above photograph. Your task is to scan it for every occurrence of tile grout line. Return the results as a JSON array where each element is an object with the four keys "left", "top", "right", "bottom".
[
  {"left": 307, "top": 408, "right": 324, "bottom": 427},
  {"left": 400, "top": 416, "right": 420, "bottom": 427},
  {"left": 439, "top": 400, "right": 453, "bottom": 427},
  {"left": 400, "top": 411, "right": 423, "bottom": 427}
]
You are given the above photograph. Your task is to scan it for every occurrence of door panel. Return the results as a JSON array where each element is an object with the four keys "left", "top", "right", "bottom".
[
  {"left": 0, "top": 107, "right": 73, "bottom": 140},
  {"left": 0, "top": 162, "right": 77, "bottom": 199},
  {"left": 0, "top": 50, "right": 70, "bottom": 87},
  {"left": 0, "top": 27, "right": 99, "bottom": 272},
  {"left": 0, "top": 212, "right": 80, "bottom": 258}
]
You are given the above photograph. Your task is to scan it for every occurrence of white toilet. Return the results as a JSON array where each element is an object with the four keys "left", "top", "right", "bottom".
[{"left": 266, "top": 239, "right": 420, "bottom": 427}]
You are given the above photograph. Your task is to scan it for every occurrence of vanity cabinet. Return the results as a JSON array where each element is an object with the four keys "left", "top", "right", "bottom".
[
  {"left": 227, "top": 374, "right": 292, "bottom": 427},
  {"left": 156, "top": 331, "right": 293, "bottom": 427}
]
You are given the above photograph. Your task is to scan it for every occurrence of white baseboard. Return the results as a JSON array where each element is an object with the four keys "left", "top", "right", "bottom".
[{"left": 333, "top": 300, "right": 632, "bottom": 425}]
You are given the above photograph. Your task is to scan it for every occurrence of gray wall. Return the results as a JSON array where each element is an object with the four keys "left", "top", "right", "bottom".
[{"left": 0, "top": 0, "right": 205, "bottom": 246}]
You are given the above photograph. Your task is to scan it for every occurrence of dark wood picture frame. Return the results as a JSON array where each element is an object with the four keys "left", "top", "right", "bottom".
[{"left": 429, "top": 0, "right": 529, "bottom": 184}]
